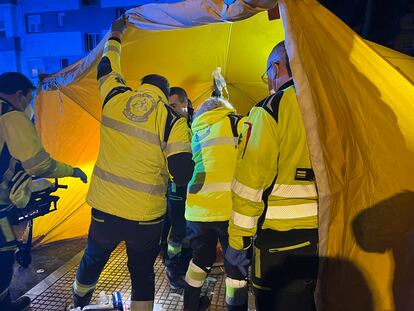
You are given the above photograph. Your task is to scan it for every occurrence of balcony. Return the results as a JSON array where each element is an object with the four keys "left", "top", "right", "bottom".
[
  {"left": 0, "top": 0, "right": 17, "bottom": 4},
  {"left": 0, "top": 37, "right": 21, "bottom": 52}
]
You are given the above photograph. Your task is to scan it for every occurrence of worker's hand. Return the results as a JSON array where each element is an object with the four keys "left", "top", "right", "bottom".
[
  {"left": 73, "top": 167, "right": 88, "bottom": 183},
  {"left": 225, "top": 245, "right": 250, "bottom": 278},
  {"left": 111, "top": 15, "right": 127, "bottom": 35}
]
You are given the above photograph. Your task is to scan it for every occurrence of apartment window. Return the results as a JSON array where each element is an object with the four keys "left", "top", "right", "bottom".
[
  {"left": 28, "top": 58, "right": 44, "bottom": 77},
  {"left": 57, "top": 12, "right": 65, "bottom": 28},
  {"left": 81, "top": 0, "right": 98, "bottom": 6},
  {"left": 84, "top": 33, "right": 100, "bottom": 52},
  {"left": 60, "top": 58, "right": 69, "bottom": 69},
  {"left": 115, "top": 8, "right": 125, "bottom": 18},
  {"left": 27, "top": 15, "right": 42, "bottom": 33},
  {"left": 0, "top": 20, "right": 6, "bottom": 38}
]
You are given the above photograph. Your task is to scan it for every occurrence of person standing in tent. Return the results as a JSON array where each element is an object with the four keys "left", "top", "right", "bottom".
[
  {"left": 0, "top": 72, "right": 88, "bottom": 311},
  {"left": 225, "top": 41, "right": 319, "bottom": 311},
  {"left": 161, "top": 86, "right": 194, "bottom": 289},
  {"left": 71, "top": 16, "right": 194, "bottom": 310},
  {"left": 183, "top": 96, "right": 246, "bottom": 311}
]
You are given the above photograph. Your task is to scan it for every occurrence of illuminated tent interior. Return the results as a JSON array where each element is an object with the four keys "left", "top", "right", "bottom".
[{"left": 33, "top": 0, "right": 414, "bottom": 310}]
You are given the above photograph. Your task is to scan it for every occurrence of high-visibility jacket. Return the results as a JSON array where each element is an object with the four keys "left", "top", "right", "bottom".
[
  {"left": 228, "top": 80, "right": 318, "bottom": 250},
  {"left": 185, "top": 107, "right": 245, "bottom": 222},
  {"left": 86, "top": 36, "right": 191, "bottom": 221},
  {"left": 0, "top": 99, "right": 74, "bottom": 206}
]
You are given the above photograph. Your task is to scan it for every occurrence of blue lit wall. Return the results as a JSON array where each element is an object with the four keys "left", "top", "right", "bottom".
[{"left": 0, "top": 0, "right": 182, "bottom": 83}]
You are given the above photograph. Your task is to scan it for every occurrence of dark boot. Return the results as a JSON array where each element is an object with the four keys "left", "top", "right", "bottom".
[
  {"left": 0, "top": 292, "right": 31, "bottom": 311},
  {"left": 72, "top": 287, "right": 93, "bottom": 308},
  {"left": 227, "top": 303, "right": 248, "bottom": 311},
  {"left": 10, "top": 296, "right": 31, "bottom": 311},
  {"left": 184, "top": 283, "right": 202, "bottom": 311},
  {"left": 197, "top": 295, "right": 211, "bottom": 311}
]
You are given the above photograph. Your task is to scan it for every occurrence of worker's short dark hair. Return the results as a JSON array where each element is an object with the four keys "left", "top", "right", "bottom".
[
  {"left": 141, "top": 74, "right": 170, "bottom": 99},
  {"left": 0, "top": 72, "right": 36, "bottom": 95},
  {"left": 170, "top": 87, "right": 188, "bottom": 105}
]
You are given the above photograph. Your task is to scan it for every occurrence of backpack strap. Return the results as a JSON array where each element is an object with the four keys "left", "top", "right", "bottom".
[
  {"left": 163, "top": 104, "right": 182, "bottom": 143},
  {"left": 227, "top": 114, "right": 243, "bottom": 137}
]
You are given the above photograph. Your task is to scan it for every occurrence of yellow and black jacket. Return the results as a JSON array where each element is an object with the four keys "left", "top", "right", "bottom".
[
  {"left": 228, "top": 80, "right": 318, "bottom": 250},
  {"left": 0, "top": 99, "right": 74, "bottom": 207},
  {"left": 185, "top": 107, "right": 245, "bottom": 222},
  {"left": 87, "top": 36, "right": 193, "bottom": 221}
]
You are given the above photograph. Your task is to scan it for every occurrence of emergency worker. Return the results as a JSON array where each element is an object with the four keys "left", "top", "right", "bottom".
[
  {"left": 183, "top": 97, "right": 245, "bottom": 311},
  {"left": 0, "top": 72, "right": 87, "bottom": 311},
  {"left": 162, "top": 86, "right": 193, "bottom": 289},
  {"left": 72, "top": 17, "right": 194, "bottom": 310},
  {"left": 226, "top": 41, "right": 319, "bottom": 311}
]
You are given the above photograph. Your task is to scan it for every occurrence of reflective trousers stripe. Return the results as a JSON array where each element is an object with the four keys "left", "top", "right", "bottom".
[
  {"left": 231, "top": 211, "right": 258, "bottom": 229},
  {"left": 231, "top": 179, "right": 263, "bottom": 203},
  {"left": 93, "top": 166, "right": 166, "bottom": 195},
  {"left": 167, "top": 241, "right": 182, "bottom": 257},
  {"left": 265, "top": 203, "right": 318, "bottom": 219},
  {"left": 101, "top": 115, "right": 161, "bottom": 145},
  {"left": 0, "top": 288, "right": 8, "bottom": 302},
  {"left": 271, "top": 183, "right": 317, "bottom": 198},
  {"left": 73, "top": 280, "right": 96, "bottom": 297},
  {"left": 185, "top": 260, "right": 207, "bottom": 288},
  {"left": 225, "top": 277, "right": 248, "bottom": 306},
  {"left": 130, "top": 300, "right": 154, "bottom": 311}
]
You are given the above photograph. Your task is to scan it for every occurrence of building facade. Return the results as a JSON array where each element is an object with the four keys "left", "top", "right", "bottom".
[{"left": 0, "top": 0, "right": 178, "bottom": 83}]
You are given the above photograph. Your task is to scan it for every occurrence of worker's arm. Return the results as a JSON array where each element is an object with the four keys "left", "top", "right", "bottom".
[
  {"left": 1, "top": 112, "right": 86, "bottom": 180},
  {"left": 165, "top": 115, "right": 194, "bottom": 186},
  {"left": 228, "top": 105, "right": 279, "bottom": 250},
  {"left": 97, "top": 16, "right": 131, "bottom": 108}
]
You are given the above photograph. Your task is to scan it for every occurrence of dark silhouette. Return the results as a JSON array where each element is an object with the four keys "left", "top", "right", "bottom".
[{"left": 353, "top": 192, "right": 414, "bottom": 311}]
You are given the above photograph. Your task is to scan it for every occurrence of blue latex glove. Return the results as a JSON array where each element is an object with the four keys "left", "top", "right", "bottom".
[{"left": 225, "top": 245, "right": 250, "bottom": 277}]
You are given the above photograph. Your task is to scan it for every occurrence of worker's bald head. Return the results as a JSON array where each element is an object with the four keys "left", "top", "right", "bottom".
[
  {"left": 266, "top": 41, "right": 293, "bottom": 93},
  {"left": 267, "top": 41, "right": 292, "bottom": 77}
]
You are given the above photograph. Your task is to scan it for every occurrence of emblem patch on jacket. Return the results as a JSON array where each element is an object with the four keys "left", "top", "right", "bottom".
[{"left": 123, "top": 93, "right": 157, "bottom": 122}]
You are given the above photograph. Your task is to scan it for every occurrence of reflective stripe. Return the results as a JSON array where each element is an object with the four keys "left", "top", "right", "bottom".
[
  {"left": 225, "top": 277, "right": 248, "bottom": 306},
  {"left": 130, "top": 300, "right": 154, "bottom": 311},
  {"left": 254, "top": 246, "right": 261, "bottom": 279},
  {"left": 98, "top": 72, "right": 120, "bottom": 88},
  {"left": 0, "top": 245, "right": 18, "bottom": 252},
  {"left": 193, "top": 137, "right": 237, "bottom": 153},
  {"left": 0, "top": 217, "right": 15, "bottom": 242},
  {"left": 167, "top": 241, "right": 182, "bottom": 257},
  {"left": 21, "top": 151, "right": 49, "bottom": 170},
  {"left": 231, "top": 211, "right": 258, "bottom": 229},
  {"left": 164, "top": 141, "right": 191, "bottom": 156},
  {"left": 185, "top": 260, "right": 207, "bottom": 288},
  {"left": 94, "top": 166, "right": 166, "bottom": 195},
  {"left": 37, "top": 159, "right": 57, "bottom": 177},
  {"left": 271, "top": 183, "right": 317, "bottom": 198},
  {"left": 231, "top": 179, "right": 263, "bottom": 203},
  {"left": 269, "top": 241, "right": 311, "bottom": 253},
  {"left": 191, "top": 182, "right": 231, "bottom": 193},
  {"left": 0, "top": 288, "right": 8, "bottom": 302},
  {"left": 101, "top": 115, "right": 160, "bottom": 145},
  {"left": 104, "top": 45, "right": 120, "bottom": 55},
  {"left": 265, "top": 203, "right": 318, "bottom": 219},
  {"left": 73, "top": 280, "right": 96, "bottom": 296}
]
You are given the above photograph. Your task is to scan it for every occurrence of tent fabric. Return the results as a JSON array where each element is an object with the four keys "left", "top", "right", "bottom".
[
  {"left": 33, "top": 0, "right": 414, "bottom": 309},
  {"left": 40, "top": 0, "right": 277, "bottom": 90},
  {"left": 279, "top": 0, "right": 414, "bottom": 310},
  {"left": 34, "top": 7, "right": 285, "bottom": 243}
]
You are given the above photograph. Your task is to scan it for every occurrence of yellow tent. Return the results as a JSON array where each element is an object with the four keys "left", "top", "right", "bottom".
[{"left": 34, "top": 0, "right": 414, "bottom": 310}]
